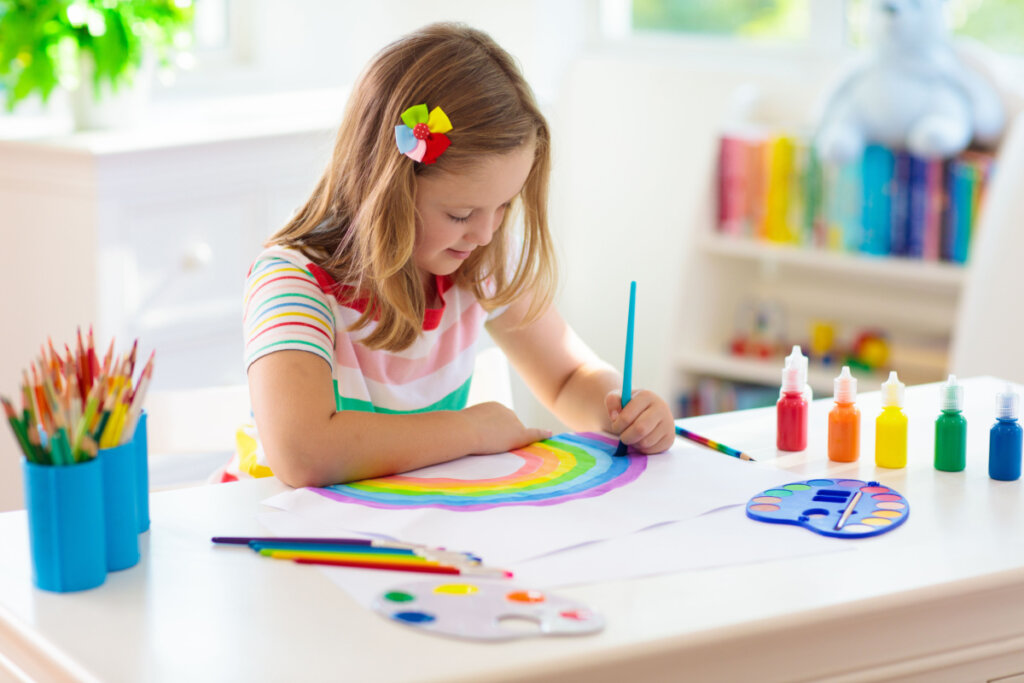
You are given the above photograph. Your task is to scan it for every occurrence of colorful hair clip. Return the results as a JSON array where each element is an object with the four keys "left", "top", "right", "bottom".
[{"left": 394, "top": 104, "right": 452, "bottom": 164}]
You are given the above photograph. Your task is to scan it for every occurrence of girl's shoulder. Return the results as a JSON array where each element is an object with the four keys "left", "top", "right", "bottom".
[{"left": 247, "top": 245, "right": 315, "bottom": 274}]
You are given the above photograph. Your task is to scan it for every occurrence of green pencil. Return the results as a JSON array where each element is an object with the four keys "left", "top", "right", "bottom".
[{"left": 2, "top": 397, "right": 34, "bottom": 462}]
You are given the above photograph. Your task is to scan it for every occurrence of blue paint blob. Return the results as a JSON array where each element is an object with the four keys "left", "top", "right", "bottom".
[{"left": 393, "top": 611, "right": 436, "bottom": 624}]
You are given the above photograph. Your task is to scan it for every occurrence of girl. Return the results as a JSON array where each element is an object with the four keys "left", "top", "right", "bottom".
[{"left": 221, "top": 23, "right": 674, "bottom": 487}]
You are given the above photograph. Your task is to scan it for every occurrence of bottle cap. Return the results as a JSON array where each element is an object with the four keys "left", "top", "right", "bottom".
[
  {"left": 834, "top": 366, "right": 857, "bottom": 404},
  {"left": 781, "top": 361, "right": 802, "bottom": 394},
  {"left": 880, "top": 371, "right": 904, "bottom": 408},
  {"left": 785, "top": 345, "right": 809, "bottom": 386},
  {"left": 941, "top": 374, "right": 963, "bottom": 412},
  {"left": 996, "top": 385, "right": 1019, "bottom": 420}
]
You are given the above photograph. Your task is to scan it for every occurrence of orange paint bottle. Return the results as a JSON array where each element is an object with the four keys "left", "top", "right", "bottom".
[{"left": 828, "top": 366, "right": 860, "bottom": 462}]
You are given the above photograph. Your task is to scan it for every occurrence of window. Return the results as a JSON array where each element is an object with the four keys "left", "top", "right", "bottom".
[
  {"left": 631, "top": 0, "right": 811, "bottom": 43},
  {"left": 629, "top": 0, "right": 1024, "bottom": 54},
  {"left": 848, "top": 0, "right": 1024, "bottom": 54}
]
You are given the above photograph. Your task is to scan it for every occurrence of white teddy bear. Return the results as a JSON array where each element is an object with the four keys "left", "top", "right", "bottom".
[{"left": 815, "top": 0, "right": 1005, "bottom": 163}]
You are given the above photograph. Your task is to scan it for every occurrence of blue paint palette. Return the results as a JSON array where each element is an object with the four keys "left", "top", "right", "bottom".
[{"left": 746, "top": 478, "right": 909, "bottom": 538}]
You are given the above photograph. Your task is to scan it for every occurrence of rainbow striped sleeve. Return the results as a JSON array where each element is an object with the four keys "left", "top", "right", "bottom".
[{"left": 243, "top": 256, "right": 336, "bottom": 370}]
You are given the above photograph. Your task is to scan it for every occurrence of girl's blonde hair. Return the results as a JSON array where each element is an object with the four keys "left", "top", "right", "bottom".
[{"left": 269, "top": 22, "right": 556, "bottom": 351}]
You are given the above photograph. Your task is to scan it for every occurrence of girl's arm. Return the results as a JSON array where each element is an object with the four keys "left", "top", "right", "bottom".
[
  {"left": 487, "top": 296, "right": 675, "bottom": 454},
  {"left": 248, "top": 351, "right": 550, "bottom": 487}
]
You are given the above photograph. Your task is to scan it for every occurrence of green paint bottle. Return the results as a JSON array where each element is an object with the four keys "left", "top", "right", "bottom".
[{"left": 934, "top": 375, "right": 967, "bottom": 472}]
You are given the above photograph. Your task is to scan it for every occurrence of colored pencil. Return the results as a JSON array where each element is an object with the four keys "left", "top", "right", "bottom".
[
  {"left": 212, "top": 536, "right": 483, "bottom": 562},
  {"left": 2, "top": 397, "right": 33, "bottom": 462},
  {"left": 614, "top": 280, "right": 637, "bottom": 457},
  {"left": 259, "top": 549, "right": 493, "bottom": 572},
  {"left": 674, "top": 424, "right": 756, "bottom": 462},
  {"left": 215, "top": 535, "right": 438, "bottom": 549},
  {"left": 291, "top": 557, "right": 513, "bottom": 577},
  {"left": 248, "top": 541, "right": 479, "bottom": 564}
]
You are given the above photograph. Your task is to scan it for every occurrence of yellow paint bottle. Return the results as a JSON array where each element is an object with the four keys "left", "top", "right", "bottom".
[{"left": 875, "top": 371, "right": 908, "bottom": 469}]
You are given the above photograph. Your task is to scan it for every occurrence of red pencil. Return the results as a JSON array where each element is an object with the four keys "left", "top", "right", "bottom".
[{"left": 293, "top": 557, "right": 513, "bottom": 577}]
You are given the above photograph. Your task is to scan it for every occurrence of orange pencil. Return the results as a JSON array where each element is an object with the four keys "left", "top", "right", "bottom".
[{"left": 101, "top": 338, "right": 115, "bottom": 374}]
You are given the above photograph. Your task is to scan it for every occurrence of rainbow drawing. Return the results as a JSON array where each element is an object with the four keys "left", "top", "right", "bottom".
[{"left": 311, "top": 432, "right": 647, "bottom": 511}]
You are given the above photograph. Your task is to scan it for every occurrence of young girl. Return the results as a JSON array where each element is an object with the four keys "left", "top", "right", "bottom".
[{"left": 220, "top": 23, "right": 674, "bottom": 487}]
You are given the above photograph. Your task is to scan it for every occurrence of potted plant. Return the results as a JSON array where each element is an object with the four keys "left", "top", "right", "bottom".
[{"left": 0, "top": 0, "right": 195, "bottom": 129}]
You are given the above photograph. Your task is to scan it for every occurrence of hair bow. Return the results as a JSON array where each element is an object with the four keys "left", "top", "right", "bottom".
[{"left": 394, "top": 104, "right": 452, "bottom": 164}]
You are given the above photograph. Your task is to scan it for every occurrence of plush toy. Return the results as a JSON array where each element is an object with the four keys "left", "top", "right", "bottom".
[{"left": 815, "top": 0, "right": 1005, "bottom": 163}]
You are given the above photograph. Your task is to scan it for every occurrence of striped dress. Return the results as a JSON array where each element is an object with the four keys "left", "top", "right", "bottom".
[{"left": 215, "top": 245, "right": 499, "bottom": 482}]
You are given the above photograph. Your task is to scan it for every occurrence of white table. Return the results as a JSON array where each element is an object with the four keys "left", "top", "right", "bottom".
[{"left": 2, "top": 376, "right": 1024, "bottom": 682}]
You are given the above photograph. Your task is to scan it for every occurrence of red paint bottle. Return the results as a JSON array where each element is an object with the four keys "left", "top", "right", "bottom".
[{"left": 777, "top": 361, "right": 808, "bottom": 451}]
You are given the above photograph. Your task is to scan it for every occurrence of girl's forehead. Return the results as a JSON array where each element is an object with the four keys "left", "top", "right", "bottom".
[{"left": 421, "top": 145, "right": 535, "bottom": 205}]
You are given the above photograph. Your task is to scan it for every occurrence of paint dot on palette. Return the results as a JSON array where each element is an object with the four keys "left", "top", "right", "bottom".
[
  {"left": 393, "top": 611, "right": 436, "bottom": 624},
  {"left": 507, "top": 590, "right": 546, "bottom": 604},
  {"left": 752, "top": 496, "right": 782, "bottom": 504},
  {"left": 762, "top": 489, "right": 793, "bottom": 497},
  {"left": 836, "top": 480, "right": 862, "bottom": 487},
  {"left": 872, "top": 494, "right": 901, "bottom": 502},
  {"left": 807, "top": 479, "right": 834, "bottom": 486},
  {"left": 861, "top": 486, "right": 889, "bottom": 494},
  {"left": 872, "top": 509, "right": 902, "bottom": 518},
  {"left": 560, "top": 609, "right": 592, "bottom": 621},
  {"left": 876, "top": 502, "right": 906, "bottom": 510},
  {"left": 434, "top": 584, "right": 478, "bottom": 595},
  {"left": 749, "top": 504, "right": 779, "bottom": 512},
  {"left": 783, "top": 484, "right": 811, "bottom": 491},
  {"left": 862, "top": 517, "right": 892, "bottom": 526},
  {"left": 384, "top": 591, "right": 415, "bottom": 603}
]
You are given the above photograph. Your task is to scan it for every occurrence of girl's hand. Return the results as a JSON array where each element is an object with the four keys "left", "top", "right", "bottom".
[
  {"left": 605, "top": 389, "right": 675, "bottom": 454},
  {"left": 462, "top": 402, "right": 552, "bottom": 455}
]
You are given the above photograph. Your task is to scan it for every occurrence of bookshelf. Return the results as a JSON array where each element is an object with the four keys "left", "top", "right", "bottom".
[
  {"left": 675, "top": 231, "right": 962, "bottom": 412},
  {"left": 674, "top": 126, "right": 978, "bottom": 414}
]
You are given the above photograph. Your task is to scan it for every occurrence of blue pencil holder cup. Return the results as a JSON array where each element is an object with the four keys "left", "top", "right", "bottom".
[
  {"left": 134, "top": 410, "right": 150, "bottom": 533},
  {"left": 23, "top": 458, "right": 107, "bottom": 592},
  {"left": 99, "top": 440, "right": 140, "bottom": 571}
]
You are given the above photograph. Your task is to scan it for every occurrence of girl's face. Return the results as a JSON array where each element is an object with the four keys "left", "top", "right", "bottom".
[{"left": 413, "top": 143, "right": 535, "bottom": 287}]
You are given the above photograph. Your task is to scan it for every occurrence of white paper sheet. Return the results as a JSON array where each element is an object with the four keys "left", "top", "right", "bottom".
[
  {"left": 261, "top": 434, "right": 804, "bottom": 565},
  {"left": 256, "top": 505, "right": 851, "bottom": 608}
]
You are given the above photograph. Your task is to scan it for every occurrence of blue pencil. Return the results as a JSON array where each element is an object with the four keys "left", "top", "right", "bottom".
[{"left": 614, "top": 281, "right": 636, "bottom": 457}]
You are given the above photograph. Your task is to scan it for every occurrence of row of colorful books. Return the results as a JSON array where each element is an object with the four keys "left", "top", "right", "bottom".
[{"left": 716, "top": 131, "right": 995, "bottom": 263}]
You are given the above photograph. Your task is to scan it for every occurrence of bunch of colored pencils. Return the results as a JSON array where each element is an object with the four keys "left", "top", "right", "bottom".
[
  {"left": 1, "top": 328, "right": 154, "bottom": 466},
  {"left": 212, "top": 536, "right": 512, "bottom": 578}
]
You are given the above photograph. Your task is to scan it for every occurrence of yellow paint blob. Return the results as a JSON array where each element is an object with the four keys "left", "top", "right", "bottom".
[{"left": 433, "top": 584, "right": 479, "bottom": 595}]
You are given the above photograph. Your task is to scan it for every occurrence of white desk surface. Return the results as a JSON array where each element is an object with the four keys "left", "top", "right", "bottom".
[{"left": 2, "top": 376, "right": 1024, "bottom": 683}]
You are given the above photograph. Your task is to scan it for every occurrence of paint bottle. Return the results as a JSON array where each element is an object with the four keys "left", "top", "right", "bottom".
[
  {"left": 777, "top": 361, "right": 808, "bottom": 452},
  {"left": 989, "top": 386, "right": 1022, "bottom": 481},
  {"left": 875, "top": 371, "right": 908, "bottom": 469},
  {"left": 934, "top": 374, "right": 967, "bottom": 472},
  {"left": 828, "top": 366, "right": 860, "bottom": 462},
  {"left": 780, "top": 345, "right": 813, "bottom": 404}
]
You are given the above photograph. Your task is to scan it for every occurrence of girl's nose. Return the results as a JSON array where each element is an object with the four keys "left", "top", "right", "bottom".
[{"left": 467, "top": 216, "right": 496, "bottom": 246}]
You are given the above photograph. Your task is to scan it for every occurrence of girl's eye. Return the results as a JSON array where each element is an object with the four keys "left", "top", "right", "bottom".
[{"left": 448, "top": 214, "right": 471, "bottom": 223}]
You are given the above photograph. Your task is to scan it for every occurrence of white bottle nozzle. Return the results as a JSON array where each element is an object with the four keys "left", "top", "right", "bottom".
[
  {"left": 941, "top": 374, "right": 963, "bottom": 412},
  {"left": 880, "top": 371, "right": 905, "bottom": 408},
  {"left": 996, "top": 385, "right": 1019, "bottom": 420},
  {"left": 785, "top": 345, "right": 809, "bottom": 385},
  {"left": 781, "top": 361, "right": 803, "bottom": 394},
  {"left": 834, "top": 366, "right": 857, "bottom": 404}
]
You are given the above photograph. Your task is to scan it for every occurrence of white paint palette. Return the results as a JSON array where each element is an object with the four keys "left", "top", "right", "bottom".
[{"left": 372, "top": 580, "right": 605, "bottom": 641}]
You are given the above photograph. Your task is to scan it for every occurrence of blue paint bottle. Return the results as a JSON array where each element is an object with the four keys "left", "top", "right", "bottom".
[{"left": 989, "top": 387, "right": 1022, "bottom": 482}]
